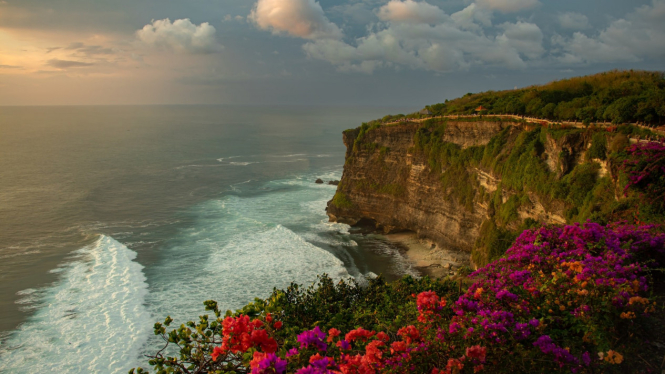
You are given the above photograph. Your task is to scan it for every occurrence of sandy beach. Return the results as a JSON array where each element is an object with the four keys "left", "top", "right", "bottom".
[{"left": 383, "top": 232, "right": 471, "bottom": 278}]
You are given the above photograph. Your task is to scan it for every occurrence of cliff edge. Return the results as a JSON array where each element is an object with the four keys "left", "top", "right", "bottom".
[{"left": 327, "top": 118, "right": 630, "bottom": 268}]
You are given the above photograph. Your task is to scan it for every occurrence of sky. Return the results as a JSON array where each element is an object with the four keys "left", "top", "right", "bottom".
[{"left": 0, "top": 0, "right": 663, "bottom": 106}]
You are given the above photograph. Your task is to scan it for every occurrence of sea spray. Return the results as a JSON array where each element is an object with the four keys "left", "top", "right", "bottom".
[{"left": 0, "top": 236, "right": 151, "bottom": 374}]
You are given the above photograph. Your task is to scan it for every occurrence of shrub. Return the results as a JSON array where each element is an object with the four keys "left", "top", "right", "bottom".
[
  {"left": 621, "top": 142, "right": 665, "bottom": 217},
  {"left": 133, "top": 223, "right": 664, "bottom": 374},
  {"left": 331, "top": 192, "right": 353, "bottom": 209},
  {"left": 587, "top": 132, "right": 607, "bottom": 160}
]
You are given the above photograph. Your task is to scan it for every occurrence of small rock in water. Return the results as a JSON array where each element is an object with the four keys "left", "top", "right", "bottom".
[
  {"left": 315, "top": 178, "right": 324, "bottom": 184},
  {"left": 328, "top": 180, "right": 340, "bottom": 185}
]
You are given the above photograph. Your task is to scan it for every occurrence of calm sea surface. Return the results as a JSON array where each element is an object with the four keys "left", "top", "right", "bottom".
[{"left": 0, "top": 105, "right": 419, "bottom": 373}]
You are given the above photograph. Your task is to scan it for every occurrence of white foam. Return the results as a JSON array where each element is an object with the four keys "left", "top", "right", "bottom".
[
  {"left": 0, "top": 235, "right": 152, "bottom": 374},
  {"left": 229, "top": 161, "right": 259, "bottom": 166},
  {"left": 270, "top": 154, "right": 307, "bottom": 158}
]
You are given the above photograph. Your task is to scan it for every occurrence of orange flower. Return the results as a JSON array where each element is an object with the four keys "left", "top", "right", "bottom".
[
  {"left": 604, "top": 350, "right": 624, "bottom": 364},
  {"left": 628, "top": 296, "right": 648, "bottom": 305},
  {"left": 620, "top": 311, "right": 636, "bottom": 319}
]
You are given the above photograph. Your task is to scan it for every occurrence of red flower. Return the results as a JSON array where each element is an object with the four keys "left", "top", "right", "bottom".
[
  {"left": 251, "top": 329, "right": 278, "bottom": 353},
  {"left": 390, "top": 341, "right": 406, "bottom": 354},
  {"left": 309, "top": 353, "right": 325, "bottom": 363},
  {"left": 397, "top": 325, "right": 420, "bottom": 344},
  {"left": 465, "top": 345, "right": 487, "bottom": 362},
  {"left": 274, "top": 321, "right": 283, "bottom": 330},
  {"left": 364, "top": 340, "right": 385, "bottom": 364},
  {"left": 446, "top": 358, "right": 464, "bottom": 373},
  {"left": 345, "top": 328, "right": 376, "bottom": 342},
  {"left": 327, "top": 328, "right": 341, "bottom": 342},
  {"left": 211, "top": 346, "right": 225, "bottom": 362}
]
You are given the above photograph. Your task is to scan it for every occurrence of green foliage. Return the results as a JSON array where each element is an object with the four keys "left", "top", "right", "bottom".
[
  {"left": 263, "top": 274, "right": 459, "bottom": 335},
  {"left": 472, "top": 219, "right": 516, "bottom": 266},
  {"left": 423, "top": 70, "right": 665, "bottom": 126},
  {"left": 331, "top": 192, "right": 353, "bottom": 209},
  {"left": 488, "top": 128, "right": 551, "bottom": 196},
  {"left": 587, "top": 132, "right": 608, "bottom": 160},
  {"left": 615, "top": 124, "right": 661, "bottom": 138},
  {"left": 553, "top": 162, "right": 600, "bottom": 208},
  {"left": 353, "top": 122, "right": 381, "bottom": 153},
  {"left": 609, "top": 134, "right": 630, "bottom": 154},
  {"left": 355, "top": 180, "right": 405, "bottom": 196},
  {"left": 441, "top": 164, "right": 478, "bottom": 212}
]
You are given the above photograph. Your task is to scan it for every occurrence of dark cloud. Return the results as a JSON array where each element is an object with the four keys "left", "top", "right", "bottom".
[
  {"left": 46, "top": 59, "right": 94, "bottom": 68},
  {"left": 65, "top": 43, "right": 115, "bottom": 56}
]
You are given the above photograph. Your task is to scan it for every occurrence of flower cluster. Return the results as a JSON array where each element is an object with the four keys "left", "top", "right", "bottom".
[
  {"left": 216, "top": 314, "right": 279, "bottom": 355},
  {"left": 139, "top": 223, "right": 662, "bottom": 374}
]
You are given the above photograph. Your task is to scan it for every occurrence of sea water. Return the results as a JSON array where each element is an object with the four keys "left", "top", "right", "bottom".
[{"left": 0, "top": 106, "right": 420, "bottom": 373}]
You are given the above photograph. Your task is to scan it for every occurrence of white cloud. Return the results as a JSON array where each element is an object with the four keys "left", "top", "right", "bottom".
[
  {"left": 303, "top": 17, "right": 545, "bottom": 73},
  {"left": 136, "top": 18, "right": 221, "bottom": 54},
  {"left": 553, "top": 0, "right": 665, "bottom": 63},
  {"left": 557, "top": 12, "right": 589, "bottom": 30},
  {"left": 450, "top": 4, "right": 493, "bottom": 31},
  {"left": 249, "top": 0, "right": 343, "bottom": 40},
  {"left": 497, "top": 21, "right": 544, "bottom": 59},
  {"left": 474, "top": 0, "right": 539, "bottom": 13},
  {"left": 377, "top": 0, "right": 447, "bottom": 24}
]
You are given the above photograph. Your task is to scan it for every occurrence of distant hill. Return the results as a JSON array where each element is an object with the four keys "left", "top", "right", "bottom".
[{"left": 425, "top": 70, "right": 665, "bottom": 126}]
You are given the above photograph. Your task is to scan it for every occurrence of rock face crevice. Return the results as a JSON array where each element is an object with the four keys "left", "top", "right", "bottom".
[{"left": 327, "top": 121, "right": 592, "bottom": 256}]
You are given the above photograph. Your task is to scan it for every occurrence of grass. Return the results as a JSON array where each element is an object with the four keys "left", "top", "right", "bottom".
[{"left": 331, "top": 192, "right": 353, "bottom": 209}]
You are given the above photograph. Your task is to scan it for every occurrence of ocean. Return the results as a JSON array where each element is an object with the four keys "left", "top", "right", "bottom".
[{"left": 0, "top": 105, "right": 419, "bottom": 373}]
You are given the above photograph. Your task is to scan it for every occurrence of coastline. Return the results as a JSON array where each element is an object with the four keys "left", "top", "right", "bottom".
[{"left": 382, "top": 232, "right": 471, "bottom": 278}]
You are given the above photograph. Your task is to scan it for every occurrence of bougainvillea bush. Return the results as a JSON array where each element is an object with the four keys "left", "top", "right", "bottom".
[{"left": 132, "top": 222, "right": 664, "bottom": 374}]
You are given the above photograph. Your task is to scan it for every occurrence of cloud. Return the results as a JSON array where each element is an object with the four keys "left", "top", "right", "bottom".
[
  {"left": 557, "top": 12, "right": 589, "bottom": 30},
  {"left": 450, "top": 4, "right": 493, "bottom": 31},
  {"left": 377, "top": 0, "right": 447, "bottom": 24},
  {"left": 136, "top": 18, "right": 221, "bottom": 54},
  {"left": 47, "top": 59, "right": 94, "bottom": 69},
  {"left": 329, "top": 2, "right": 378, "bottom": 25},
  {"left": 473, "top": 0, "right": 539, "bottom": 13},
  {"left": 0, "top": 64, "right": 22, "bottom": 69},
  {"left": 497, "top": 21, "right": 544, "bottom": 59},
  {"left": 249, "top": 0, "right": 343, "bottom": 40},
  {"left": 303, "top": 16, "right": 544, "bottom": 73},
  {"left": 65, "top": 42, "right": 116, "bottom": 56},
  {"left": 553, "top": 0, "right": 665, "bottom": 63}
]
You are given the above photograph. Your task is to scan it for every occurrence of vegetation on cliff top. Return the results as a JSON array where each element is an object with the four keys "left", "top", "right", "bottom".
[{"left": 370, "top": 70, "right": 665, "bottom": 126}]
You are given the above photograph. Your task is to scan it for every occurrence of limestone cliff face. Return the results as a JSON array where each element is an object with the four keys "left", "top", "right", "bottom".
[{"left": 327, "top": 120, "right": 594, "bottom": 259}]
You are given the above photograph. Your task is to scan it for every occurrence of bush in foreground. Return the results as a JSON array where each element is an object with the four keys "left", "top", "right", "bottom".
[{"left": 133, "top": 222, "right": 664, "bottom": 374}]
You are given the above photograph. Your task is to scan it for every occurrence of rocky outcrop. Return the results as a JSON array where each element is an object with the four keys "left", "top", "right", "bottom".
[{"left": 327, "top": 120, "right": 594, "bottom": 259}]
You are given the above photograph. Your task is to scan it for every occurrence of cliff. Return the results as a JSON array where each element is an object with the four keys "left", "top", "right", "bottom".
[{"left": 327, "top": 118, "right": 625, "bottom": 268}]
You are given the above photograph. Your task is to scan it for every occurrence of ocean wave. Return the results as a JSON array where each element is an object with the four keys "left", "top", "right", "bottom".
[{"left": 0, "top": 235, "right": 152, "bottom": 374}]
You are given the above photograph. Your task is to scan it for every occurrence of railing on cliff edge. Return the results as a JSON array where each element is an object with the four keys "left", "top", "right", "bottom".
[{"left": 382, "top": 114, "right": 665, "bottom": 141}]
